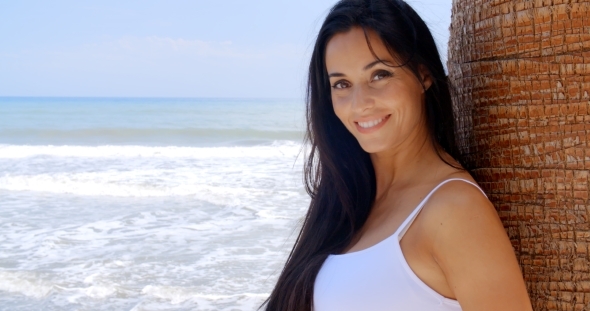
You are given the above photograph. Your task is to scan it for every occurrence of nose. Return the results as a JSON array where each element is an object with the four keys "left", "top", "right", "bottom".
[
  {"left": 350, "top": 84, "right": 374, "bottom": 113},
  {"left": 351, "top": 85, "right": 374, "bottom": 113}
]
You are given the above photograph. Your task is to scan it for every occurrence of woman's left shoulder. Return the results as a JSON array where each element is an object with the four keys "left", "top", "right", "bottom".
[
  {"left": 420, "top": 176, "right": 532, "bottom": 310},
  {"left": 424, "top": 178, "right": 506, "bottom": 238},
  {"left": 428, "top": 176, "right": 494, "bottom": 218}
]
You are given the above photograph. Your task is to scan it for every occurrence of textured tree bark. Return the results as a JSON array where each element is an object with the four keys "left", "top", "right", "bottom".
[{"left": 448, "top": 1, "right": 590, "bottom": 310}]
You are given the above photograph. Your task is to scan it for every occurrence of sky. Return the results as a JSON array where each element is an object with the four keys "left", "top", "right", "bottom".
[{"left": 0, "top": 0, "right": 453, "bottom": 98}]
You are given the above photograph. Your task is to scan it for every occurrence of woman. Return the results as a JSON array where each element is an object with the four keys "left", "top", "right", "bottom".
[{"left": 263, "top": 0, "right": 533, "bottom": 310}]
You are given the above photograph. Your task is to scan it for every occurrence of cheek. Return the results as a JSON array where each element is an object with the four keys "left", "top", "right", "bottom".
[
  {"left": 383, "top": 83, "right": 421, "bottom": 114},
  {"left": 331, "top": 96, "right": 348, "bottom": 123}
]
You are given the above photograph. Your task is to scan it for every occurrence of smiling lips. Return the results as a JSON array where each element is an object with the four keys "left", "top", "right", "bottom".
[{"left": 354, "top": 114, "right": 391, "bottom": 133}]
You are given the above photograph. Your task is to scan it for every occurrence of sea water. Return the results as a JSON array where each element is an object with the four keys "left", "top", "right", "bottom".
[{"left": 0, "top": 97, "right": 309, "bottom": 310}]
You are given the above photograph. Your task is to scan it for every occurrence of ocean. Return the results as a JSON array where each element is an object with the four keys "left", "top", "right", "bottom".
[{"left": 0, "top": 97, "right": 309, "bottom": 310}]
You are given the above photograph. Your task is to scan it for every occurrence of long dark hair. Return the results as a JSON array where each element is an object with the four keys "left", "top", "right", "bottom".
[{"left": 262, "top": 1, "right": 467, "bottom": 310}]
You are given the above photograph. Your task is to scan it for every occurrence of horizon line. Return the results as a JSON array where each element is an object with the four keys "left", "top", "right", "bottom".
[{"left": 0, "top": 96, "right": 304, "bottom": 100}]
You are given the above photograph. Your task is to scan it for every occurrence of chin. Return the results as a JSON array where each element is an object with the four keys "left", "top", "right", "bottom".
[{"left": 357, "top": 140, "right": 389, "bottom": 154}]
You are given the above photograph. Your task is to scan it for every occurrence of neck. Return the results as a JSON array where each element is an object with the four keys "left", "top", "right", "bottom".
[{"left": 370, "top": 127, "right": 445, "bottom": 201}]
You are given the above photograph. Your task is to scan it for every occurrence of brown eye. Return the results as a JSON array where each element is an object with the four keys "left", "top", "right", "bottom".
[
  {"left": 372, "top": 70, "right": 392, "bottom": 81},
  {"left": 332, "top": 81, "right": 350, "bottom": 89}
]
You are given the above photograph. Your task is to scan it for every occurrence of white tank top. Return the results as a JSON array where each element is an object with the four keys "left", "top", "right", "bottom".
[{"left": 313, "top": 178, "right": 488, "bottom": 311}]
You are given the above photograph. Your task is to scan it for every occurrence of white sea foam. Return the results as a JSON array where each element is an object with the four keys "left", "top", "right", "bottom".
[
  {"left": 0, "top": 98, "right": 307, "bottom": 310},
  {"left": 78, "top": 284, "right": 117, "bottom": 299},
  {"left": 0, "top": 271, "right": 55, "bottom": 299},
  {"left": 0, "top": 143, "right": 306, "bottom": 310},
  {"left": 0, "top": 172, "right": 299, "bottom": 200},
  {"left": 140, "top": 285, "right": 268, "bottom": 310},
  {"left": 0, "top": 141, "right": 302, "bottom": 159},
  {"left": 0, "top": 143, "right": 306, "bottom": 203}
]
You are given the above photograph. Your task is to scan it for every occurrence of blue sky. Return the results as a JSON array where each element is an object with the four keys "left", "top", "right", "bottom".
[{"left": 0, "top": 0, "right": 452, "bottom": 98}]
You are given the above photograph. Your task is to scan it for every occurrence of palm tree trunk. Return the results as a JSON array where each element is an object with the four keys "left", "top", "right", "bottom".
[{"left": 448, "top": 1, "right": 590, "bottom": 310}]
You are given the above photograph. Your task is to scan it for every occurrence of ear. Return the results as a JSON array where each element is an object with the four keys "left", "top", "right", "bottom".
[{"left": 418, "top": 65, "right": 433, "bottom": 93}]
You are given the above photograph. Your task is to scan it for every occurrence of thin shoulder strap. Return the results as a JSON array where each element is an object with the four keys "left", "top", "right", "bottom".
[{"left": 397, "top": 178, "right": 487, "bottom": 240}]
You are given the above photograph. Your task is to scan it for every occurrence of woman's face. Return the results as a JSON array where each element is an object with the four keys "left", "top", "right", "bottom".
[{"left": 325, "top": 27, "right": 432, "bottom": 154}]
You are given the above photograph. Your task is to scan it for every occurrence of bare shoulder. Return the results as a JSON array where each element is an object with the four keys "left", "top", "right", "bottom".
[
  {"left": 420, "top": 178, "right": 506, "bottom": 270},
  {"left": 420, "top": 178, "right": 533, "bottom": 311},
  {"left": 423, "top": 178, "right": 499, "bottom": 231},
  {"left": 421, "top": 179, "right": 508, "bottom": 262}
]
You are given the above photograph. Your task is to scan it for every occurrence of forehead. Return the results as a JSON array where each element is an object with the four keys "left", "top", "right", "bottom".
[{"left": 325, "top": 27, "right": 396, "bottom": 72}]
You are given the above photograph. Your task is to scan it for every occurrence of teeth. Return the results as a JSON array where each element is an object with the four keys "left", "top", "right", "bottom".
[{"left": 358, "top": 117, "right": 384, "bottom": 129}]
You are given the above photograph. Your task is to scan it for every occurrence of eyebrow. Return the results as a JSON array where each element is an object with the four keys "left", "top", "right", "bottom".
[{"left": 328, "top": 59, "right": 391, "bottom": 78}]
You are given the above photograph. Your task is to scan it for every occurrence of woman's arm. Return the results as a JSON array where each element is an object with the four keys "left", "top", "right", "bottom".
[{"left": 428, "top": 181, "right": 533, "bottom": 311}]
